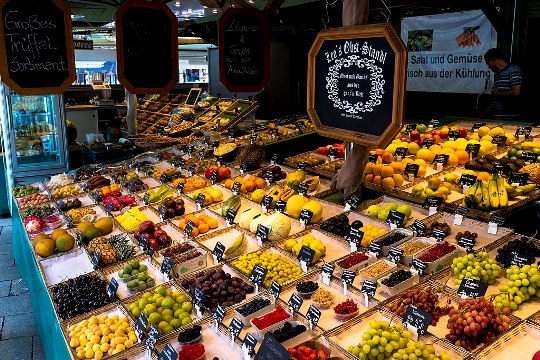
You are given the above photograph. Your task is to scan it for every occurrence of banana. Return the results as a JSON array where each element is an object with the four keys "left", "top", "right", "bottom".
[
  {"left": 479, "top": 185, "right": 491, "bottom": 211},
  {"left": 225, "top": 233, "right": 246, "bottom": 257},
  {"left": 519, "top": 184, "right": 537, "bottom": 194},
  {"left": 473, "top": 180, "right": 484, "bottom": 205},
  {"left": 488, "top": 174, "right": 500, "bottom": 209},
  {"left": 496, "top": 173, "right": 508, "bottom": 207}
]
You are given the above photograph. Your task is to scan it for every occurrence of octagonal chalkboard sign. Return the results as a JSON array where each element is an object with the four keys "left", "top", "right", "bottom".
[
  {"left": 0, "top": 0, "right": 76, "bottom": 95},
  {"left": 307, "top": 24, "right": 407, "bottom": 147},
  {"left": 116, "top": 0, "right": 178, "bottom": 94}
]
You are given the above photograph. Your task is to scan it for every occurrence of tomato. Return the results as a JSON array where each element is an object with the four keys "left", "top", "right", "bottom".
[
  {"left": 289, "top": 349, "right": 298, "bottom": 356},
  {"left": 308, "top": 353, "right": 317, "bottom": 360},
  {"left": 297, "top": 346, "right": 307, "bottom": 353},
  {"left": 303, "top": 347, "right": 314, "bottom": 355},
  {"left": 317, "top": 349, "right": 328, "bottom": 359}
]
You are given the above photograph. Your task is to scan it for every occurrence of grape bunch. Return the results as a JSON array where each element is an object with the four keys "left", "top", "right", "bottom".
[
  {"left": 493, "top": 263, "right": 540, "bottom": 312},
  {"left": 445, "top": 297, "right": 512, "bottom": 351},
  {"left": 495, "top": 236, "right": 540, "bottom": 267},
  {"left": 386, "top": 286, "right": 453, "bottom": 326},
  {"left": 347, "top": 319, "right": 451, "bottom": 360},
  {"left": 451, "top": 252, "right": 502, "bottom": 289}
]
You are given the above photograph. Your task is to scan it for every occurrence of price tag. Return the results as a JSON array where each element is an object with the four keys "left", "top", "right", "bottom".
[
  {"left": 341, "top": 269, "right": 356, "bottom": 291},
  {"left": 160, "top": 173, "right": 169, "bottom": 184},
  {"left": 367, "top": 242, "right": 382, "bottom": 257},
  {"left": 394, "top": 147, "right": 408, "bottom": 159},
  {"left": 433, "top": 154, "right": 449, "bottom": 168},
  {"left": 229, "top": 317, "right": 244, "bottom": 343},
  {"left": 135, "top": 313, "right": 148, "bottom": 340},
  {"left": 453, "top": 206, "right": 469, "bottom": 225},
  {"left": 471, "top": 122, "right": 486, "bottom": 131},
  {"left": 361, "top": 280, "right": 378, "bottom": 298},
  {"left": 328, "top": 147, "right": 337, "bottom": 160},
  {"left": 404, "top": 163, "right": 420, "bottom": 179},
  {"left": 261, "top": 195, "right": 273, "bottom": 212},
  {"left": 493, "top": 163, "right": 504, "bottom": 175},
  {"left": 403, "top": 304, "right": 432, "bottom": 335},
  {"left": 257, "top": 333, "right": 290, "bottom": 360},
  {"left": 142, "top": 192, "right": 150, "bottom": 205},
  {"left": 248, "top": 265, "right": 268, "bottom": 291},
  {"left": 82, "top": 182, "right": 89, "bottom": 191},
  {"left": 287, "top": 293, "right": 303, "bottom": 313},
  {"left": 321, "top": 262, "right": 335, "bottom": 286},
  {"left": 458, "top": 174, "right": 477, "bottom": 188},
  {"left": 387, "top": 210, "right": 406, "bottom": 229},
  {"left": 177, "top": 158, "right": 186, "bottom": 170},
  {"left": 193, "top": 287, "right": 205, "bottom": 316},
  {"left": 195, "top": 193, "right": 205, "bottom": 210},
  {"left": 249, "top": 133, "right": 257, "bottom": 144},
  {"left": 521, "top": 151, "right": 538, "bottom": 164},
  {"left": 297, "top": 245, "right": 315, "bottom": 272},
  {"left": 225, "top": 208, "right": 237, "bottom": 226},
  {"left": 299, "top": 209, "right": 313, "bottom": 226},
  {"left": 515, "top": 126, "right": 532, "bottom": 138},
  {"left": 465, "top": 143, "right": 481, "bottom": 157},
  {"left": 431, "top": 228, "right": 446, "bottom": 241},
  {"left": 411, "top": 259, "right": 427, "bottom": 276},
  {"left": 488, "top": 216, "right": 505, "bottom": 235},
  {"left": 160, "top": 257, "right": 172, "bottom": 275},
  {"left": 232, "top": 182, "right": 242, "bottom": 195},
  {"left": 269, "top": 281, "right": 282, "bottom": 302},
  {"left": 242, "top": 333, "right": 257, "bottom": 359},
  {"left": 188, "top": 164, "right": 196, "bottom": 175},
  {"left": 92, "top": 190, "right": 101, "bottom": 202},
  {"left": 387, "top": 248, "right": 403, "bottom": 264},
  {"left": 405, "top": 123, "right": 417, "bottom": 134},
  {"left": 457, "top": 276, "right": 488, "bottom": 298},
  {"left": 198, "top": 149, "right": 206, "bottom": 160},
  {"left": 297, "top": 161, "right": 308, "bottom": 171},
  {"left": 146, "top": 324, "right": 159, "bottom": 351},
  {"left": 368, "top": 153, "right": 378, "bottom": 163},
  {"left": 256, "top": 224, "right": 270, "bottom": 246},
  {"left": 509, "top": 172, "right": 529, "bottom": 186},
  {"left": 91, "top": 252, "right": 100, "bottom": 270},
  {"left": 139, "top": 234, "right": 148, "bottom": 250},
  {"left": 344, "top": 194, "right": 361, "bottom": 211},
  {"left": 158, "top": 205, "right": 167, "bottom": 221},
  {"left": 423, "top": 196, "right": 443, "bottom": 215},
  {"left": 421, "top": 138, "right": 434, "bottom": 148},
  {"left": 158, "top": 343, "right": 178, "bottom": 360},
  {"left": 347, "top": 228, "right": 364, "bottom": 252},
  {"left": 240, "top": 162, "right": 247, "bottom": 174},
  {"left": 447, "top": 130, "right": 460, "bottom": 140},
  {"left": 274, "top": 201, "right": 286, "bottom": 213},
  {"left": 107, "top": 277, "right": 119, "bottom": 298},
  {"left": 147, "top": 245, "right": 155, "bottom": 258},
  {"left": 411, "top": 220, "right": 426, "bottom": 236},
  {"left": 210, "top": 170, "right": 219, "bottom": 184},
  {"left": 305, "top": 305, "right": 321, "bottom": 328},
  {"left": 297, "top": 183, "right": 309, "bottom": 196},
  {"left": 508, "top": 251, "right": 536, "bottom": 267},
  {"left": 185, "top": 220, "right": 196, "bottom": 238},
  {"left": 143, "top": 163, "right": 151, "bottom": 173},
  {"left": 457, "top": 237, "right": 476, "bottom": 251},
  {"left": 271, "top": 153, "right": 278, "bottom": 165},
  {"left": 127, "top": 180, "right": 136, "bottom": 192},
  {"left": 65, "top": 214, "right": 73, "bottom": 229},
  {"left": 491, "top": 135, "right": 507, "bottom": 146},
  {"left": 212, "top": 242, "right": 226, "bottom": 263},
  {"left": 216, "top": 155, "right": 223, "bottom": 166}
]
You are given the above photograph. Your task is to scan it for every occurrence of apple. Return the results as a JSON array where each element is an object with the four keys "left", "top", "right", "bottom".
[
  {"left": 410, "top": 130, "right": 420, "bottom": 140},
  {"left": 458, "top": 127, "right": 467, "bottom": 138},
  {"left": 316, "top": 147, "right": 329, "bottom": 155},
  {"left": 431, "top": 129, "right": 440, "bottom": 136},
  {"left": 204, "top": 165, "right": 219, "bottom": 179},
  {"left": 218, "top": 166, "right": 231, "bottom": 181},
  {"left": 139, "top": 221, "right": 155, "bottom": 234},
  {"left": 404, "top": 138, "right": 412, "bottom": 143},
  {"left": 414, "top": 139, "right": 422, "bottom": 146},
  {"left": 532, "top": 350, "right": 540, "bottom": 360},
  {"left": 439, "top": 129, "right": 448, "bottom": 139},
  {"left": 416, "top": 124, "right": 427, "bottom": 134}
]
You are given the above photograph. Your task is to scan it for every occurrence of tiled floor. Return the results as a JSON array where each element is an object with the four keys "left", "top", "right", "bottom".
[{"left": 0, "top": 216, "right": 45, "bottom": 360}]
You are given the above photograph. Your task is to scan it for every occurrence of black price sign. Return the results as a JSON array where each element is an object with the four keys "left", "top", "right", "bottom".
[
  {"left": 490, "top": 215, "right": 505, "bottom": 225},
  {"left": 367, "top": 242, "right": 382, "bottom": 257},
  {"left": 432, "top": 228, "right": 446, "bottom": 241},
  {"left": 147, "top": 245, "right": 155, "bottom": 257},
  {"left": 65, "top": 214, "right": 73, "bottom": 229},
  {"left": 447, "top": 130, "right": 460, "bottom": 140},
  {"left": 306, "top": 305, "right": 321, "bottom": 327},
  {"left": 232, "top": 182, "right": 242, "bottom": 195},
  {"left": 471, "top": 122, "right": 486, "bottom": 131},
  {"left": 213, "top": 141, "right": 220, "bottom": 149},
  {"left": 509, "top": 172, "right": 529, "bottom": 186},
  {"left": 297, "top": 245, "right": 315, "bottom": 265},
  {"left": 135, "top": 313, "right": 148, "bottom": 340},
  {"left": 146, "top": 324, "right": 159, "bottom": 350},
  {"left": 404, "top": 163, "right": 420, "bottom": 177},
  {"left": 160, "top": 257, "right": 172, "bottom": 275},
  {"left": 458, "top": 237, "right": 476, "bottom": 251},
  {"left": 105, "top": 202, "right": 116, "bottom": 214},
  {"left": 394, "top": 147, "right": 408, "bottom": 158},
  {"left": 261, "top": 195, "right": 273, "bottom": 210},
  {"left": 248, "top": 265, "right": 268, "bottom": 286},
  {"left": 91, "top": 252, "right": 100, "bottom": 270},
  {"left": 403, "top": 304, "right": 432, "bottom": 335},
  {"left": 107, "top": 277, "right": 119, "bottom": 298},
  {"left": 465, "top": 143, "right": 480, "bottom": 157},
  {"left": 177, "top": 158, "right": 186, "bottom": 169},
  {"left": 143, "top": 192, "right": 150, "bottom": 205},
  {"left": 387, "top": 248, "right": 403, "bottom": 264},
  {"left": 368, "top": 153, "right": 378, "bottom": 163},
  {"left": 243, "top": 333, "right": 257, "bottom": 357},
  {"left": 387, "top": 210, "right": 406, "bottom": 228},
  {"left": 204, "top": 136, "right": 210, "bottom": 145},
  {"left": 249, "top": 133, "right": 257, "bottom": 144},
  {"left": 160, "top": 173, "right": 169, "bottom": 184},
  {"left": 422, "top": 138, "right": 434, "bottom": 148},
  {"left": 411, "top": 259, "right": 427, "bottom": 276},
  {"left": 193, "top": 287, "right": 205, "bottom": 308},
  {"left": 225, "top": 208, "right": 237, "bottom": 226},
  {"left": 274, "top": 201, "right": 286, "bottom": 213},
  {"left": 458, "top": 174, "right": 478, "bottom": 187},
  {"left": 92, "top": 190, "right": 101, "bottom": 202},
  {"left": 321, "top": 262, "right": 335, "bottom": 278},
  {"left": 515, "top": 126, "right": 532, "bottom": 138},
  {"left": 212, "top": 305, "right": 227, "bottom": 324},
  {"left": 405, "top": 123, "right": 417, "bottom": 133},
  {"left": 455, "top": 206, "right": 469, "bottom": 217},
  {"left": 216, "top": 155, "right": 223, "bottom": 166},
  {"left": 328, "top": 147, "right": 337, "bottom": 158},
  {"left": 508, "top": 251, "right": 536, "bottom": 267},
  {"left": 297, "top": 183, "right": 309, "bottom": 196},
  {"left": 189, "top": 164, "right": 197, "bottom": 175},
  {"left": 158, "top": 204, "right": 167, "bottom": 220},
  {"left": 271, "top": 153, "right": 278, "bottom": 164},
  {"left": 347, "top": 228, "right": 364, "bottom": 247},
  {"left": 423, "top": 196, "right": 443, "bottom": 210},
  {"left": 240, "top": 162, "right": 248, "bottom": 174},
  {"left": 411, "top": 220, "right": 426, "bottom": 236},
  {"left": 287, "top": 293, "right": 303, "bottom": 313},
  {"left": 195, "top": 193, "right": 206, "bottom": 208},
  {"left": 457, "top": 277, "right": 488, "bottom": 298},
  {"left": 361, "top": 280, "right": 378, "bottom": 297},
  {"left": 297, "top": 162, "right": 308, "bottom": 171},
  {"left": 299, "top": 209, "right": 313, "bottom": 225},
  {"left": 256, "top": 224, "right": 270, "bottom": 243},
  {"left": 127, "top": 180, "right": 136, "bottom": 192},
  {"left": 269, "top": 281, "right": 282, "bottom": 300},
  {"left": 184, "top": 220, "right": 196, "bottom": 238},
  {"left": 210, "top": 170, "right": 219, "bottom": 184},
  {"left": 271, "top": 128, "right": 279, "bottom": 137},
  {"left": 213, "top": 242, "right": 226, "bottom": 263},
  {"left": 139, "top": 234, "right": 148, "bottom": 249},
  {"left": 255, "top": 333, "right": 290, "bottom": 360},
  {"left": 229, "top": 317, "right": 244, "bottom": 338},
  {"left": 158, "top": 343, "right": 178, "bottom": 360},
  {"left": 491, "top": 135, "right": 507, "bottom": 146},
  {"left": 198, "top": 149, "right": 206, "bottom": 160},
  {"left": 345, "top": 194, "right": 361, "bottom": 209},
  {"left": 433, "top": 154, "right": 449, "bottom": 166},
  {"left": 341, "top": 269, "right": 356, "bottom": 286},
  {"left": 521, "top": 151, "right": 538, "bottom": 164}
]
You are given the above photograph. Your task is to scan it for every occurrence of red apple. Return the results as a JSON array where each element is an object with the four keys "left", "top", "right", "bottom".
[
  {"left": 204, "top": 165, "right": 219, "bottom": 179},
  {"left": 410, "top": 130, "right": 420, "bottom": 140},
  {"left": 218, "top": 166, "right": 231, "bottom": 181},
  {"left": 139, "top": 221, "right": 155, "bottom": 234},
  {"left": 458, "top": 127, "right": 467, "bottom": 138},
  {"left": 415, "top": 139, "right": 422, "bottom": 146},
  {"left": 532, "top": 350, "right": 540, "bottom": 360}
]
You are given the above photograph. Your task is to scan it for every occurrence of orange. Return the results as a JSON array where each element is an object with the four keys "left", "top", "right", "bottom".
[
  {"left": 372, "top": 164, "right": 382, "bottom": 176},
  {"left": 224, "top": 179, "right": 234, "bottom": 189},
  {"left": 364, "top": 163, "right": 374, "bottom": 174},
  {"left": 206, "top": 218, "right": 219, "bottom": 229},
  {"left": 416, "top": 148, "right": 431, "bottom": 161},
  {"left": 417, "top": 165, "right": 426, "bottom": 178},
  {"left": 186, "top": 215, "right": 200, "bottom": 227},
  {"left": 414, "top": 159, "right": 427, "bottom": 168},
  {"left": 381, "top": 177, "right": 395, "bottom": 189},
  {"left": 380, "top": 165, "right": 394, "bottom": 178},
  {"left": 240, "top": 184, "right": 248, "bottom": 194},
  {"left": 390, "top": 162, "right": 404, "bottom": 174},
  {"left": 477, "top": 171, "right": 490, "bottom": 182},
  {"left": 401, "top": 158, "right": 413, "bottom": 164},
  {"left": 191, "top": 227, "right": 199, "bottom": 237},
  {"left": 245, "top": 181, "right": 256, "bottom": 192},
  {"left": 447, "top": 153, "right": 459, "bottom": 167},
  {"left": 254, "top": 178, "right": 266, "bottom": 189},
  {"left": 198, "top": 223, "right": 209, "bottom": 234},
  {"left": 364, "top": 174, "right": 374, "bottom": 183},
  {"left": 428, "top": 177, "right": 441, "bottom": 190},
  {"left": 429, "top": 144, "right": 442, "bottom": 153},
  {"left": 393, "top": 174, "right": 404, "bottom": 187},
  {"left": 199, "top": 214, "right": 209, "bottom": 222},
  {"left": 373, "top": 175, "right": 382, "bottom": 185},
  {"left": 427, "top": 151, "right": 436, "bottom": 162},
  {"left": 381, "top": 152, "right": 393, "bottom": 164},
  {"left": 248, "top": 175, "right": 257, "bottom": 182},
  {"left": 455, "top": 150, "right": 469, "bottom": 165}
]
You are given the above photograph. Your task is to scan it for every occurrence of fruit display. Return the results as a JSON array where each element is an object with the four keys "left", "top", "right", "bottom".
[
  {"left": 359, "top": 260, "right": 394, "bottom": 280},
  {"left": 285, "top": 153, "right": 326, "bottom": 168},
  {"left": 285, "top": 169, "right": 306, "bottom": 190},
  {"left": 381, "top": 269, "right": 414, "bottom": 287},
  {"left": 364, "top": 202, "right": 412, "bottom": 225},
  {"left": 507, "top": 144, "right": 540, "bottom": 163},
  {"left": 223, "top": 175, "right": 267, "bottom": 194},
  {"left": 47, "top": 173, "right": 74, "bottom": 188},
  {"left": 255, "top": 165, "right": 287, "bottom": 182},
  {"left": 58, "top": 198, "right": 82, "bottom": 212},
  {"left": 493, "top": 263, "right": 540, "bottom": 313},
  {"left": 17, "top": 193, "right": 49, "bottom": 208},
  {"left": 117, "top": 259, "right": 155, "bottom": 293},
  {"left": 67, "top": 313, "right": 136, "bottom": 358},
  {"left": 177, "top": 324, "right": 203, "bottom": 344},
  {"left": 363, "top": 162, "right": 406, "bottom": 190},
  {"left": 52, "top": 274, "right": 113, "bottom": 320},
  {"left": 426, "top": 222, "right": 452, "bottom": 238},
  {"left": 466, "top": 154, "right": 526, "bottom": 174},
  {"left": 251, "top": 305, "right": 291, "bottom": 330},
  {"left": 132, "top": 221, "right": 172, "bottom": 250},
  {"left": 319, "top": 214, "right": 363, "bottom": 238},
  {"left": 76, "top": 218, "right": 114, "bottom": 243},
  {"left": 224, "top": 233, "right": 247, "bottom": 258},
  {"left": 159, "top": 198, "right": 186, "bottom": 219},
  {"left": 87, "top": 234, "right": 136, "bottom": 266},
  {"left": 180, "top": 268, "right": 254, "bottom": 310},
  {"left": 334, "top": 300, "right": 359, "bottom": 320},
  {"left": 91, "top": 184, "right": 122, "bottom": 201},
  {"left": 270, "top": 321, "right": 307, "bottom": 343},
  {"left": 417, "top": 241, "right": 457, "bottom": 262},
  {"left": 84, "top": 176, "right": 111, "bottom": 191},
  {"left": 450, "top": 252, "right": 502, "bottom": 288},
  {"left": 316, "top": 143, "right": 345, "bottom": 157},
  {"left": 237, "top": 143, "right": 265, "bottom": 170},
  {"left": 13, "top": 184, "right": 39, "bottom": 197},
  {"left": 112, "top": 171, "right": 139, "bottom": 184},
  {"left": 116, "top": 208, "right": 148, "bottom": 232},
  {"left": 398, "top": 238, "right": 433, "bottom": 257},
  {"left": 495, "top": 236, "right": 540, "bottom": 267},
  {"left": 175, "top": 213, "right": 219, "bottom": 236},
  {"left": 182, "top": 158, "right": 216, "bottom": 175},
  {"left": 520, "top": 163, "right": 540, "bottom": 184},
  {"left": 220, "top": 195, "right": 241, "bottom": 216},
  {"left": 454, "top": 230, "right": 478, "bottom": 245},
  {"left": 171, "top": 176, "right": 207, "bottom": 193},
  {"left": 338, "top": 252, "right": 370, "bottom": 270},
  {"left": 386, "top": 285, "right": 453, "bottom": 325},
  {"left": 144, "top": 185, "right": 174, "bottom": 204},
  {"left": 51, "top": 184, "right": 80, "bottom": 200},
  {"left": 410, "top": 176, "right": 456, "bottom": 200},
  {"left": 461, "top": 173, "right": 509, "bottom": 211},
  {"left": 282, "top": 233, "right": 326, "bottom": 264},
  {"left": 204, "top": 165, "right": 231, "bottom": 182},
  {"left": 231, "top": 250, "right": 303, "bottom": 287},
  {"left": 312, "top": 289, "right": 335, "bottom": 308},
  {"left": 213, "top": 142, "right": 237, "bottom": 159},
  {"left": 66, "top": 207, "right": 96, "bottom": 223},
  {"left": 33, "top": 229, "right": 75, "bottom": 257},
  {"left": 190, "top": 186, "right": 223, "bottom": 206},
  {"left": 259, "top": 185, "right": 296, "bottom": 205},
  {"left": 152, "top": 168, "right": 184, "bottom": 183},
  {"left": 236, "top": 298, "right": 272, "bottom": 317},
  {"left": 160, "top": 242, "right": 196, "bottom": 259},
  {"left": 376, "top": 231, "right": 410, "bottom": 248},
  {"left": 296, "top": 281, "right": 319, "bottom": 295},
  {"left": 179, "top": 343, "right": 205, "bottom": 359},
  {"left": 101, "top": 194, "right": 136, "bottom": 212},
  {"left": 125, "top": 178, "right": 149, "bottom": 192},
  {"left": 313, "top": 160, "right": 343, "bottom": 176},
  {"left": 22, "top": 204, "right": 55, "bottom": 220},
  {"left": 288, "top": 344, "right": 330, "bottom": 360},
  {"left": 286, "top": 195, "right": 323, "bottom": 223},
  {"left": 127, "top": 285, "right": 193, "bottom": 334}
]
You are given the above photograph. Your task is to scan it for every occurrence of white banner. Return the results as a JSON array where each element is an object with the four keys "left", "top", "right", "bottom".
[{"left": 401, "top": 10, "right": 497, "bottom": 93}]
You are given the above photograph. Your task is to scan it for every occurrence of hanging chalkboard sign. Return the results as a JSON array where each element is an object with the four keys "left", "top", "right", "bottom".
[
  {"left": 116, "top": 0, "right": 178, "bottom": 94},
  {"left": 185, "top": 88, "right": 202, "bottom": 106},
  {"left": 0, "top": 0, "right": 76, "bottom": 95},
  {"left": 219, "top": 8, "right": 270, "bottom": 92},
  {"left": 307, "top": 24, "right": 407, "bottom": 147}
]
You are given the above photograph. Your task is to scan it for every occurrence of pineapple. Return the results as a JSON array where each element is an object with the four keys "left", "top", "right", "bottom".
[{"left": 87, "top": 237, "right": 118, "bottom": 266}]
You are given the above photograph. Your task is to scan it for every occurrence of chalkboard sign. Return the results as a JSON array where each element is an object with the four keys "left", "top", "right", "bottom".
[
  {"left": 116, "top": 0, "right": 178, "bottom": 94},
  {"left": 219, "top": 8, "right": 270, "bottom": 92},
  {"left": 403, "top": 304, "right": 432, "bottom": 335},
  {"left": 307, "top": 24, "right": 407, "bottom": 147},
  {"left": 457, "top": 277, "right": 488, "bottom": 298},
  {"left": 0, "top": 0, "right": 76, "bottom": 95},
  {"left": 185, "top": 88, "right": 202, "bottom": 106},
  {"left": 255, "top": 333, "right": 289, "bottom": 360}
]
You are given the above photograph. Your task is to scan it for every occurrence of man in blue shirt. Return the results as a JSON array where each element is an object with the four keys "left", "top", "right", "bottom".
[{"left": 482, "top": 48, "right": 523, "bottom": 118}]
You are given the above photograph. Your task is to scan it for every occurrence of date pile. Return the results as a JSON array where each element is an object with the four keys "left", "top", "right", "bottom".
[{"left": 386, "top": 286, "right": 452, "bottom": 326}]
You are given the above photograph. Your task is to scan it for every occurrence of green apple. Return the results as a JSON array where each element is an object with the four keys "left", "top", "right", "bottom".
[
  {"left": 396, "top": 204, "right": 412, "bottom": 218},
  {"left": 366, "top": 205, "right": 381, "bottom": 217},
  {"left": 377, "top": 209, "right": 390, "bottom": 222}
]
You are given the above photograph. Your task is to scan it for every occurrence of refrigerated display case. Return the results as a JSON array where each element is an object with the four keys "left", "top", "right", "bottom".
[{"left": 0, "top": 85, "right": 69, "bottom": 213}]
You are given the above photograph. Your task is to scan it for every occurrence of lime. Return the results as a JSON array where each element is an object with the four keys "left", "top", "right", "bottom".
[
  {"left": 181, "top": 317, "right": 193, "bottom": 326},
  {"left": 154, "top": 285, "right": 167, "bottom": 296}
]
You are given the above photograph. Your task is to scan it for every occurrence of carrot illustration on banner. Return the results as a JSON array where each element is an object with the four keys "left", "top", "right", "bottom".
[{"left": 456, "top": 26, "right": 481, "bottom": 47}]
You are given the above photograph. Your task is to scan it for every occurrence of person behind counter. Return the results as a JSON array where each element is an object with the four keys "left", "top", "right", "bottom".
[{"left": 480, "top": 48, "right": 524, "bottom": 119}]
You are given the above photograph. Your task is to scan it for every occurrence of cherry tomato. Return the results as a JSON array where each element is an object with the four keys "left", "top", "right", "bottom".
[{"left": 308, "top": 353, "right": 317, "bottom": 360}]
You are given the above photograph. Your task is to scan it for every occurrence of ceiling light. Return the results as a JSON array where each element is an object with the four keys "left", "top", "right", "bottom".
[
  {"left": 175, "top": 1, "right": 180, "bottom": 7},
  {"left": 212, "top": 9, "right": 217, "bottom": 13}
]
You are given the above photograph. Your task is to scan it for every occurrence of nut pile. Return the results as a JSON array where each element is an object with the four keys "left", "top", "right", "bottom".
[
  {"left": 399, "top": 239, "right": 432, "bottom": 256},
  {"left": 360, "top": 261, "right": 392, "bottom": 278},
  {"left": 312, "top": 289, "right": 334, "bottom": 305}
]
